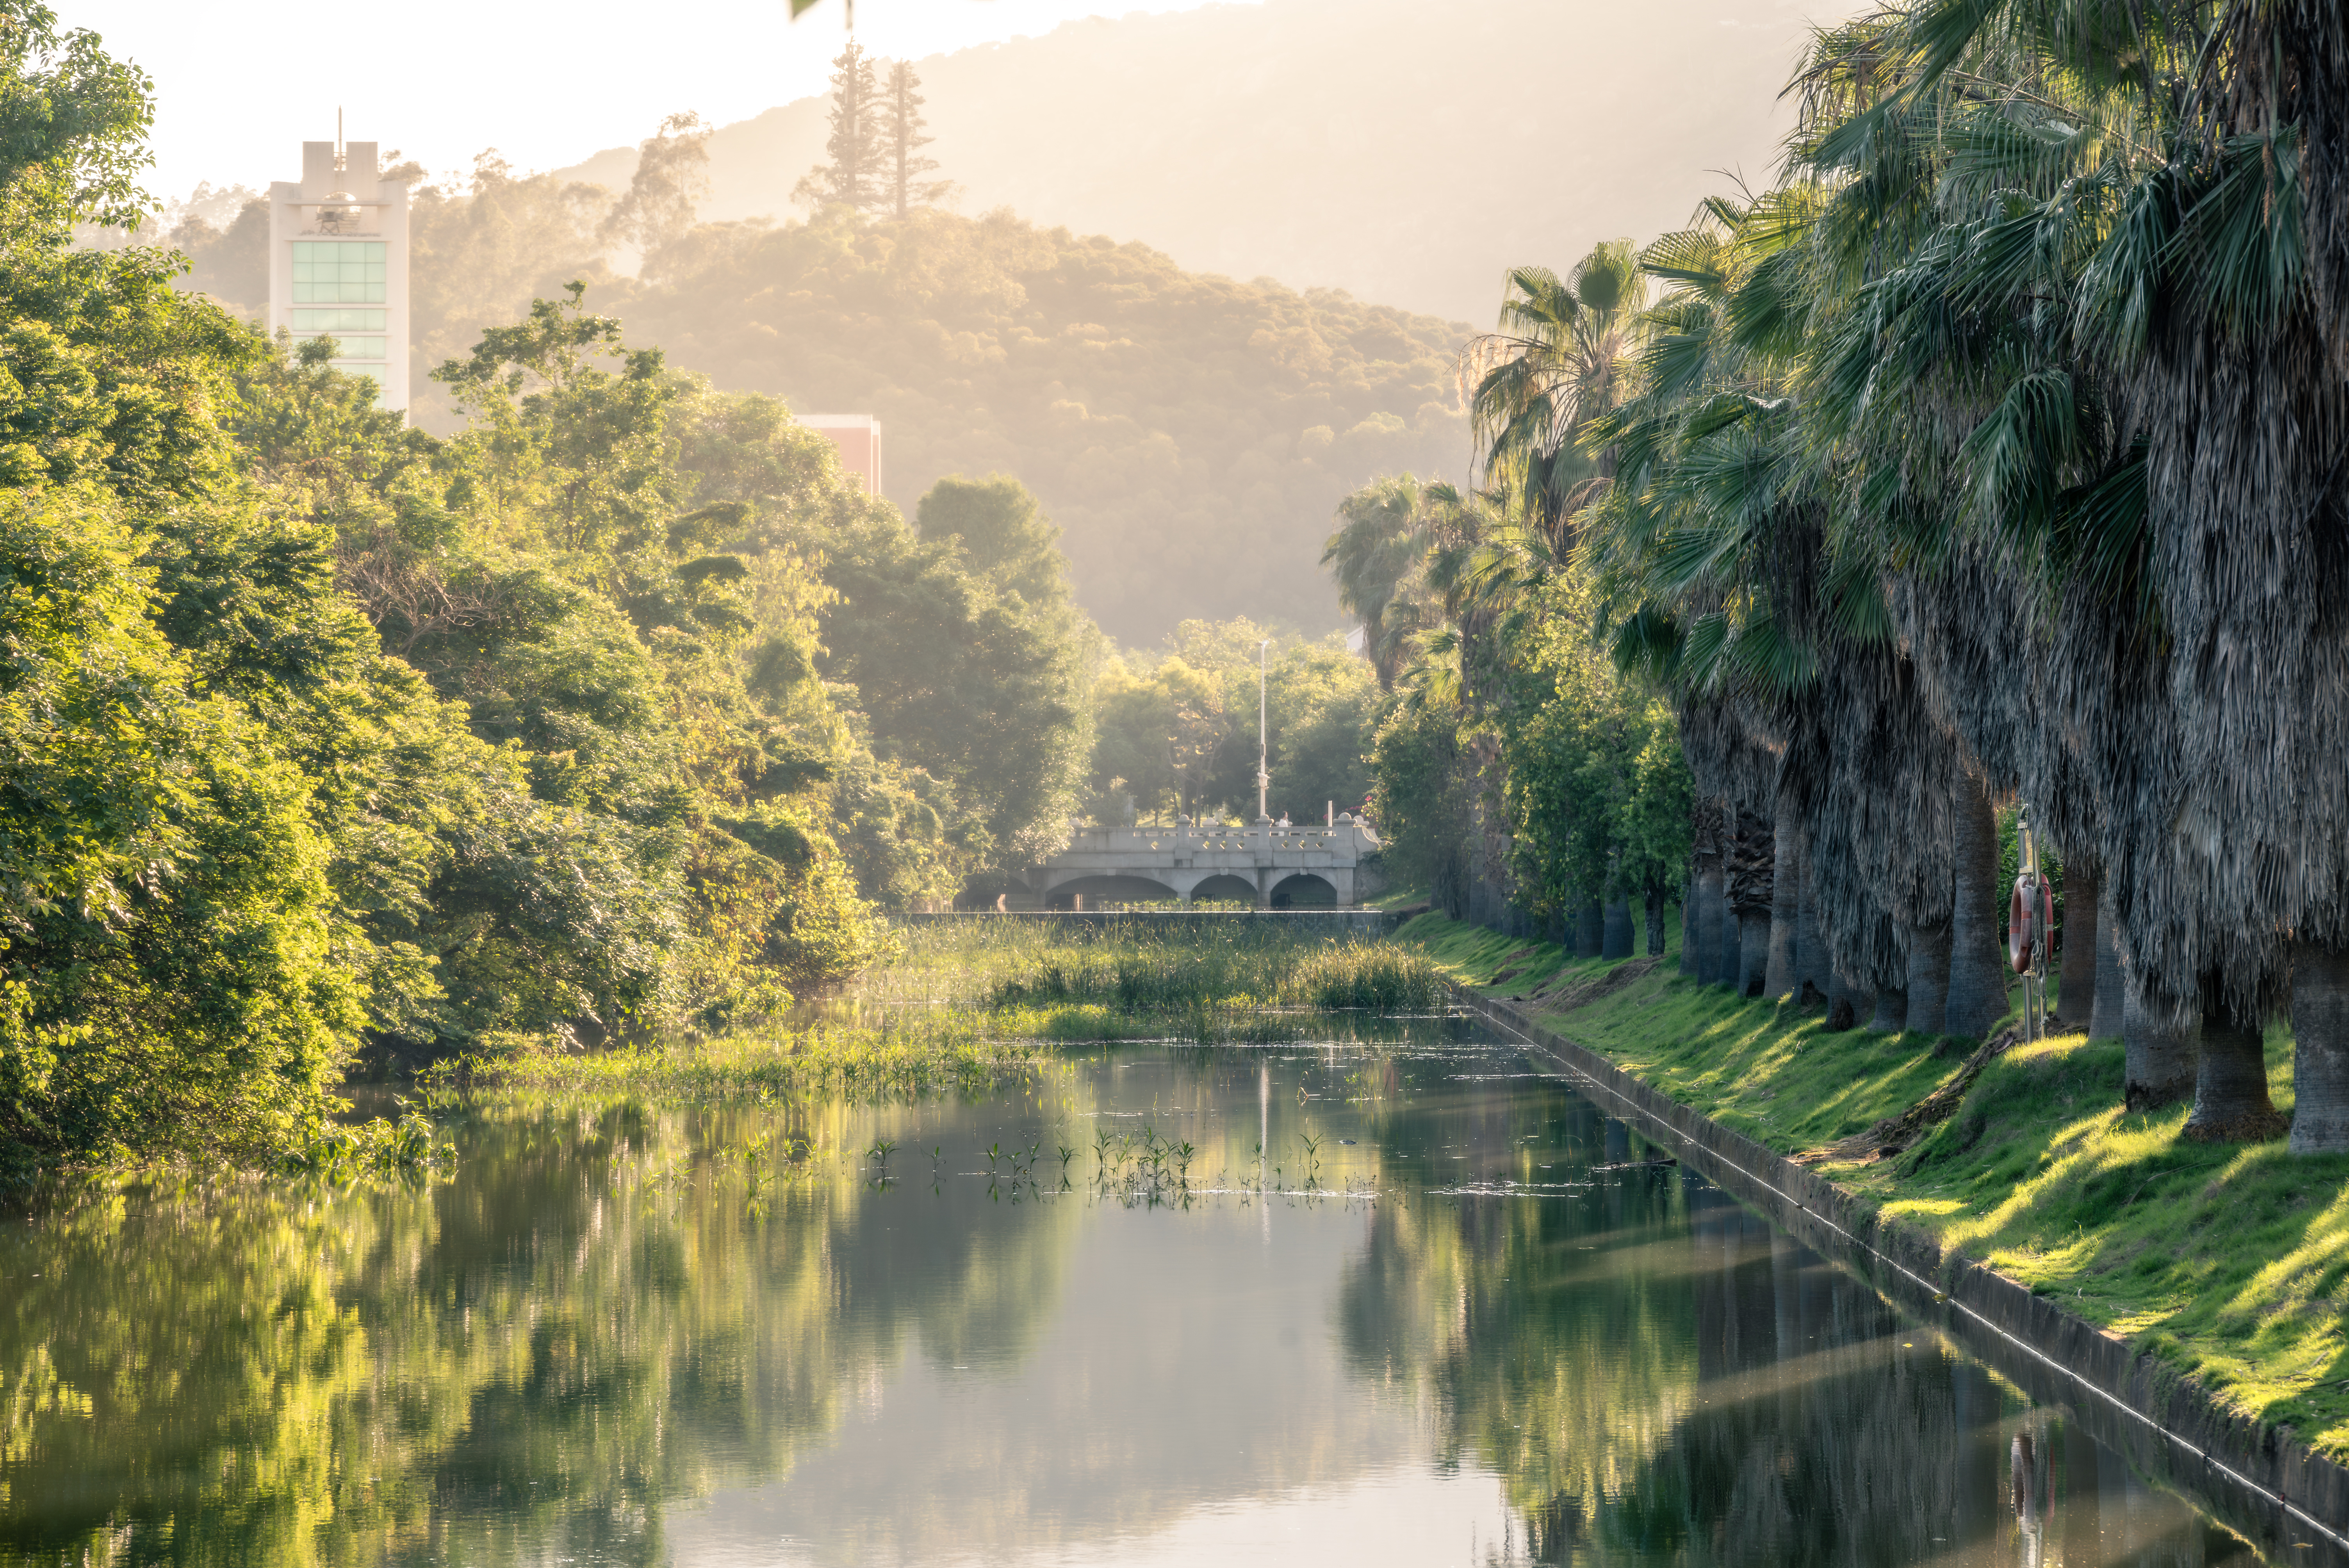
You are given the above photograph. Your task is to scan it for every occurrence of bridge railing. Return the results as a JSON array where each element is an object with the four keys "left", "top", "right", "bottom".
[{"left": 1056, "top": 821, "right": 1379, "bottom": 856}]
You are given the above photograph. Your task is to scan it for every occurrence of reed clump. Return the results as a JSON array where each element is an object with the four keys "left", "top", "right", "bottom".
[
  {"left": 971, "top": 935, "right": 1438, "bottom": 1013},
  {"left": 429, "top": 1015, "right": 1046, "bottom": 1098}
]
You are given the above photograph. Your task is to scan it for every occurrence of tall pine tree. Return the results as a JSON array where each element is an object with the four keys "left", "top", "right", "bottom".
[
  {"left": 793, "top": 39, "right": 883, "bottom": 212},
  {"left": 880, "top": 61, "right": 950, "bottom": 219}
]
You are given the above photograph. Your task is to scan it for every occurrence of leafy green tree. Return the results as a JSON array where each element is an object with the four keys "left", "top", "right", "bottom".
[
  {"left": 0, "top": 2, "right": 153, "bottom": 228},
  {"left": 401, "top": 150, "right": 616, "bottom": 431},
  {"left": 1616, "top": 719, "right": 1694, "bottom": 953},
  {"left": 0, "top": 488, "right": 361, "bottom": 1166},
  {"left": 916, "top": 472, "right": 1068, "bottom": 607},
  {"left": 790, "top": 481, "right": 1093, "bottom": 867},
  {"left": 1086, "top": 620, "right": 1379, "bottom": 825},
  {"left": 167, "top": 194, "right": 267, "bottom": 309},
  {"left": 1264, "top": 638, "right": 1378, "bottom": 822},
  {"left": 1367, "top": 697, "right": 1472, "bottom": 914},
  {"left": 599, "top": 111, "right": 712, "bottom": 270}
]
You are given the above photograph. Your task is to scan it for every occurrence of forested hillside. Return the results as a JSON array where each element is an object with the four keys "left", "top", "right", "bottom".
[
  {"left": 167, "top": 199, "right": 1467, "bottom": 641},
  {"left": 603, "top": 209, "right": 1467, "bottom": 638},
  {"left": 549, "top": 0, "right": 1799, "bottom": 328}
]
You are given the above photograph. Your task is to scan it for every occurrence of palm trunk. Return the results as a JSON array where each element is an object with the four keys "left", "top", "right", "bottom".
[
  {"left": 1679, "top": 877, "right": 1698, "bottom": 976},
  {"left": 1871, "top": 988, "right": 1909, "bottom": 1033},
  {"left": 2290, "top": 943, "right": 2349, "bottom": 1154},
  {"left": 1796, "top": 863, "right": 1826, "bottom": 1005},
  {"left": 1906, "top": 919, "right": 1952, "bottom": 1035},
  {"left": 2089, "top": 884, "right": 2126, "bottom": 1040},
  {"left": 1766, "top": 819, "right": 1801, "bottom": 999},
  {"left": 1738, "top": 910, "right": 1770, "bottom": 997},
  {"left": 1695, "top": 863, "right": 1724, "bottom": 984},
  {"left": 1647, "top": 887, "right": 1667, "bottom": 958},
  {"left": 1944, "top": 772, "right": 2009, "bottom": 1041},
  {"left": 2182, "top": 1001, "right": 2288, "bottom": 1144},
  {"left": 2123, "top": 984, "right": 2199, "bottom": 1112},
  {"left": 1576, "top": 899, "right": 1603, "bottom": 959},
  {"left": 2056, "top": 860, "right": 2099, "bottom": 1030},
  {"left": 1826, "top": 966, "right": 1859, "bottom": 1032},
  {"left": 1718, "top": 900, "right": 1742, "bottom": 989},
  {"left": 1602, "top": 898, "right": 1634, "bottom": 960}
]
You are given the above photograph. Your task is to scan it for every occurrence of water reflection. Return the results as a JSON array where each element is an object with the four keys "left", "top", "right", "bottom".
[{"left": 0, "top": 1022, "right": 2272, "bottom": 1566}]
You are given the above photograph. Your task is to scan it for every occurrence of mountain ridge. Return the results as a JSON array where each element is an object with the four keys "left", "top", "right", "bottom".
[{"left": 554, "top": 0, "right": 1812, "bottom": 324}]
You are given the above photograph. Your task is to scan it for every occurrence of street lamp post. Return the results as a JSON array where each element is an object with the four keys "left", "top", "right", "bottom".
[{"left": 1256, "top": 638, "right": 1271, "bottom": 823}]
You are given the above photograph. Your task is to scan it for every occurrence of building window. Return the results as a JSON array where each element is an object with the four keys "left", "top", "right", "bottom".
[
  {"left": 289, "top": 308, "right": 387, "bottom": 332},
  {"left": 291, "top": 241, "right": 386, "bottom": 303},
  {"left": 307, "top": 335, "right": 389, "bottom": 362}
]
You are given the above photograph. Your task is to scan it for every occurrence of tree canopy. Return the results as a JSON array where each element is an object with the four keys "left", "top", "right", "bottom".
[{"left": 0, "top": 11, "right": 1106, "bottom": 1170}]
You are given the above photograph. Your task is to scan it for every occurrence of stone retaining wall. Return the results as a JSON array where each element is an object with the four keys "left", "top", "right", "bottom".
[{"left": 1455, "top": 986, "right": 2349, "bottom": 1559}]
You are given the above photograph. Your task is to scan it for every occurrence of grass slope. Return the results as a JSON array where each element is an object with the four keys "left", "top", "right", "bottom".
[{"left": 1397, "top": 909, "right": 2349, "bottom": 1461}]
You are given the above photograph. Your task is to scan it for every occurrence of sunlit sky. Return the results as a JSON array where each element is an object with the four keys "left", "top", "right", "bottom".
[{"left": 65, "top": 0, "right": 1232, "bottom": 201}]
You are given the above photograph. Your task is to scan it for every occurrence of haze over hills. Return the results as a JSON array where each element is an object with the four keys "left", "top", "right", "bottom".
[
  {"left": 160, "top": 0, "right": 1821, "bottom": 640},
  {"left": 558, "top": 0, "right": 1815, "bottom": 325},
  {"left": 600, "top": 210, "right": 1470, "bottom": 640}
]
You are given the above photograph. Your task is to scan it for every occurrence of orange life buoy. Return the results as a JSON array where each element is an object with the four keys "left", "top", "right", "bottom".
[{"left": 2009, "top": 877, "right": 2055, "bottom": 973}]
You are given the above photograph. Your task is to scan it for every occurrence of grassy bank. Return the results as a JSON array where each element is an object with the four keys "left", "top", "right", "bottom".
[{"left": 1395, "top": 909, "right": 2349, "bottom": 1461}]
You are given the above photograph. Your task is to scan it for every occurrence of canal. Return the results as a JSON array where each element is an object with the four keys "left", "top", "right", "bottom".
[{"left": 0, "top": 1014, "right": 2269, "bottom": 1566}]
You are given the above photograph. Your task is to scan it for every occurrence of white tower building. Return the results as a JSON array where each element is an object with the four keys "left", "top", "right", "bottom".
[{"left": 267, "top": 123, "right": 411, "bottom": 412}]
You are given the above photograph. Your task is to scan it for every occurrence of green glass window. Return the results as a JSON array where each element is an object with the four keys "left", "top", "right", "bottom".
[
  {"left": 289, "top": 308, "right": 386, "bottom": 332},
  {"left": 308, "top": 335, "right": 388, "bottom": 361},
  {"left": 289, "top": 241, "right": 387, "bottom": 303}
]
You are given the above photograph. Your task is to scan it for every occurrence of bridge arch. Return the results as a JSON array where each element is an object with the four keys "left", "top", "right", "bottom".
[
  {"left": 1041, "top": 873, "right": 1182, "bottom": 909},
  {"left": 1270, "top": 872, "right": 1338, "bottom": 908},
  {"left": 1188, "top": 873, "right": 1259, "bottom": 907}
]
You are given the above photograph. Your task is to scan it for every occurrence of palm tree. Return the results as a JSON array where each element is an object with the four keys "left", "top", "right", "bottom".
[
  {"left": 1324, "top": 476, "right": 1425, "bottom": 690},
  {"left": 1461, "top": 243, "right": 1647, "bottom": 554},
  {"left": 1788, "top": 0, "right": 2324, "bottom": 1140},
  {"left": 1575, "top": 197, "right": 1951, "bottom": 1030}
]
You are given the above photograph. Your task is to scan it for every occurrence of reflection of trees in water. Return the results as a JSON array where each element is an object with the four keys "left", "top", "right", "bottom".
[
  {"left": 1336, "top": 1098, "right": 2262, "bottom": 1568},
  {"left": 1337, "top": 1088, "right": 1704, "bottom": 1547},
  {"left": 0, "top": 1094, "right": 1080, "bottom": 1567}
]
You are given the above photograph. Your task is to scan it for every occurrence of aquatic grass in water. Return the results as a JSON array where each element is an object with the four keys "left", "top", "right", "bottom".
[
  {"left": 854, "top": 919, "right": 1438, "bottom": 1014},
  {"left": 433, "top": 1014, "right": 1047, "bottom": 1098},
  {"left": 969, "top": 934, "right": 1439, "bottom": 1014}
]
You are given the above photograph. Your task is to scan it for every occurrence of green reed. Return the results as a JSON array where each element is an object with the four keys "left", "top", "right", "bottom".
[
  {"left": 852, "top": 919, "right": 1441, "bottom": 1016},
  {"left": 433, "top": 1013, "right": 1047, "bottom": 1098}
]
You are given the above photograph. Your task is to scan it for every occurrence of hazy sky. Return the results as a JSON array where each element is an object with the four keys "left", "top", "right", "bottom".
[{"left": 64, "top": 0, "right": 1231, "bottom": 200}]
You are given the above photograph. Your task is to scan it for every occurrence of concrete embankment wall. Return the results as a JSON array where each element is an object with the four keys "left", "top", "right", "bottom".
[
  {"left": 1454, "top": 986, "right": 2349, "bottom": 1559},
  {"left": 895, "top": 910, "right": 1401, "bottom": 937}
]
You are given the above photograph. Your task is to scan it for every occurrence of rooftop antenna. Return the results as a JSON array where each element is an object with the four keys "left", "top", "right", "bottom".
[{"left": 334, "top": 107, "right": 346, "bottom": 175}]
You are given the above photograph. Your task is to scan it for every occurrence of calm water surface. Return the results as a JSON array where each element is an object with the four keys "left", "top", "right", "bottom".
[{"left": 0, "top": 1017, "right": 2268, "bottom": 1566}]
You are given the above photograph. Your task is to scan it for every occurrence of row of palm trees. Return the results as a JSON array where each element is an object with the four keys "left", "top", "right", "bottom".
[{"left": 1335, "top": 0, "right": 2349, "bottom": 1152}]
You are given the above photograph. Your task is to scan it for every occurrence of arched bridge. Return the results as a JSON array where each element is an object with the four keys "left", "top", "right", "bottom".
[{"left": 1022, "top": 818, "right": 1384, "bottom": 909}]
